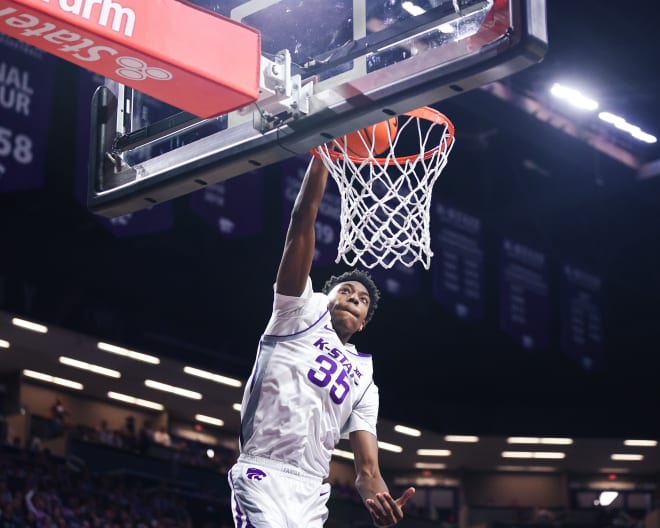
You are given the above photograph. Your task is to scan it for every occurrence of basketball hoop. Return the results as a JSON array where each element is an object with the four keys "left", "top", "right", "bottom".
[{"left": 313, "top": 107, "right": 455, "bottom": 270}]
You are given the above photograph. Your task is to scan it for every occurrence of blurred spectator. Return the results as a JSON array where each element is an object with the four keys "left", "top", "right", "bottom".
[
  {"left": 138, "top": 420, "right": 155, "bottom": 452},
  {"left": 532, "top": 504, "right": 557, "bottom": 525},
  {"left": 50, "top": 399, "right": 68, "bottom": 438},
  {"left": 121, "top": 416, "right": 138, "bottom": 450},
  {"left": 95, "top": 420, "right": 116, "bottom": 447},
  {"left": 153, "top": 426, "right": 172, "bottom": 448}
]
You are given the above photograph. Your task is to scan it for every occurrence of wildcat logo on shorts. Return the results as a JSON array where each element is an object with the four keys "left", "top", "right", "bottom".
[{"left": 246, "top": 468, "right": 267, "bottom": 481}]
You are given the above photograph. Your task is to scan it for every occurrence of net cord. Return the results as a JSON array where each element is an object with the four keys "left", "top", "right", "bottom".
[{"left": 313, "top": 107, "right": 455, "bottom": 270}]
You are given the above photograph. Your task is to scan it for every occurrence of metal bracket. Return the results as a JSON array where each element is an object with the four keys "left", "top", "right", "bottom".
[{"left": 232, "top": 50, "right": 315, "bottom": 132}]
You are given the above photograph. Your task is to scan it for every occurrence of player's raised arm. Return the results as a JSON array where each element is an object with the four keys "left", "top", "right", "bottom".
[
  {"left": 350, "top": 430, "right": 416, "bottom": 526},
  {"left": 275, "top": 155, "right": 329, "bottom": 297}
]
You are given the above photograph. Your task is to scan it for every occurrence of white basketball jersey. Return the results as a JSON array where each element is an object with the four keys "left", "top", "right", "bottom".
[{"left": 238, "top": 278, "right": 379, "bottom": 479}]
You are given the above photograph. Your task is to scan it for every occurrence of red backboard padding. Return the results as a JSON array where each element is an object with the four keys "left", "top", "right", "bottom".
[{"left": 0, "top": 0, "right": 261, "bottom": 118}]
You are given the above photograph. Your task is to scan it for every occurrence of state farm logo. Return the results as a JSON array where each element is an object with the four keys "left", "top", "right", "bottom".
[
  {"left": 116, "top": 57, "right": 172, "bottom": 81},
  {"left": 40, "top": 0, "right": 136, "bottom": 37},
  {"left": 0, "top": 7, "right": 174, "bottom": 81}
]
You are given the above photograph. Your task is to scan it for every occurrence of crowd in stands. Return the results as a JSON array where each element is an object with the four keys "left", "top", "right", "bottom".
[
  {"left": 0, "top": 398, "right": 240, "bottom": 528},
  {"left": 0, "top": 399, "right": 651, "bottom": 528},
  {"left": 68, "top": 414, "right": 236, "bottom": 477},
  {"left": 0, "top": 443, "right": 232, "bottom": 527}
]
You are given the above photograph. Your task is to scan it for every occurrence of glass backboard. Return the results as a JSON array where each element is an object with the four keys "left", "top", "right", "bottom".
[{"left": 88, "top": 0, "right": 547, "bottom": 217}]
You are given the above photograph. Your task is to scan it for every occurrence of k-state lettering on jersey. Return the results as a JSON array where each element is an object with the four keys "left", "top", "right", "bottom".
[{"left": 239, "top": 277, "right": 379, "bottom": 479}]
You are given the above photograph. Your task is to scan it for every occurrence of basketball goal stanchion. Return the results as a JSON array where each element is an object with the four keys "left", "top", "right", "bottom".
[{"left": 313, "top": 107, "right": 455, "bottom": 270}]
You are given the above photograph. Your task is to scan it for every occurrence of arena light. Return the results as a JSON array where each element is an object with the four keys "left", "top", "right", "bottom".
[
  {"left": 530, "top": 452, "right": 565, "bottom": 459},
  {"left": 623, "top": 439, "right": 657, "bottom": 447},
  {"left": 232, "top": 403, "right": 242, "bottom": 412},
  {"left": 417, "top": 449, "right": 451, "bottom": 457},
  {"left": 506, "top": 436, "right": 573, "bottom": 445},
  {"left": 400, "top": 1, "right": 466, "bottom": 33},
  {"left": 401, "top": 1, "right": 425, "bottom": 16},
  {"left": 22, "top": 369, "right": 83, "bottom": 390},
  {"left": 59, "top": 356, "right": 121, "bottom": 378},
  {"left": 97, "top": 341, "right": 160, "bottom": 364},
  {"left": 144, "top": 379, "right": 202, "bottom": 400},
  {"left": 540, "top": 437, "right": 573, "bottom": 445},
  {"left": 195, "top": 414, "right": 224, "bottom": 427},
  {"left": 497, "top": 466, "right": 558, "bottom": 472},
  {"left": 599, "top": 468, "right": 630, "bottom": 474},
  {"left": 0, "top": 339, "right": 9, "bottom": 349},
  {"left": 445, "top": 435, "right": 479, "bottom": 443},
  {"left": 599, "top": 112, "right": 657, "bottom": 144},
  {"left": 611, "top": 453, "right": 643, "bottom": 461},
  {"left": 376, "top": 0, "right": 488, "bottom": 53},
  {"left": 394, "top": 425, "right": 422, "bottom": 437},
  {"left": 108, "top": 391, "right": 164, "bottom": 411},
  {"left": 599, "top": 491, "right": 619, "bottom": 507},
  {"left": 507, "top": 437, "right": 539, "bottom": 444},
  {"left": 378, "top": 441, "right": 403, "bottom": 453},
  {"left": 502, "top": 451, "right": 533, "bottom": 458},
  {"left": 415, "top": 462, "right": 446, "bottom": 470},
  {"left": 183, "top": 366, "right": 242, "bottom": 388},
  {"left": 502, "top": 451, "right": 565, "bottom": 459},
  {"left": 12, "top": 317, "right": 48, "bottom": 333},
  {"left": 550, "top": 83, "right": 599, "bottom": 111},
  {"left": 589, "top": 481, "right": 636, "bottom": 491},
  {"left": 333, "top": 448, "right": 355, "bottom": 460}
]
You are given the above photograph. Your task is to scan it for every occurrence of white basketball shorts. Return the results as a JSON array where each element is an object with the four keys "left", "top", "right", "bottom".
[{"left": 228, "top": 455, "right": 331, "bottom": 528}]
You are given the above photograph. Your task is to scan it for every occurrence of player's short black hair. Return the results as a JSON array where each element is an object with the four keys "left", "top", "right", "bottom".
[{"left": 322, "top": 270, "right": 380, "bottom": 325}]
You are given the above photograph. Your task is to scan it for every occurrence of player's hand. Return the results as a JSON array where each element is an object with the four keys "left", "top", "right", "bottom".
[{"left": 366, "top": 487, "right": 415, "bottom": 527}]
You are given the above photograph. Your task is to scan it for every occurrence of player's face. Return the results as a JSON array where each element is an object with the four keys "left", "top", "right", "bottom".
[{"left": 327, "top": 281, "right": 370, "bottom": 338}]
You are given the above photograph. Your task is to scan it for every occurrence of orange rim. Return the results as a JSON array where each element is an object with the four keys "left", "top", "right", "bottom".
[{"left": 311, "top": 106, "right": 454, "bottom": 166}]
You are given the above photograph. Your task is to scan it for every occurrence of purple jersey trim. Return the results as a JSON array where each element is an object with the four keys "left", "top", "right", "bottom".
[
  {"left": 229, "top": 468, "right": 256, "bottom": 528},
  {"left": 353, "top": 379, "right": 374, "bottom": 410},
  {"left": 263, "top": 310, "right": 372, "bottom": 358},
  {"left": 262, "top": 309, "right": 328, "bottom": 341}
]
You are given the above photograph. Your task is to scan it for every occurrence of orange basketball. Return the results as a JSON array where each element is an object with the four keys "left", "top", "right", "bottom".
[{"left": 341, "top": 117, "right": 398, "bottom": 157}]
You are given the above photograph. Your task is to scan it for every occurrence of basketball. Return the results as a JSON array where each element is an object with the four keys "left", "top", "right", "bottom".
[{"left": 340, "top": 117, "right": 398, "bottom": 157}]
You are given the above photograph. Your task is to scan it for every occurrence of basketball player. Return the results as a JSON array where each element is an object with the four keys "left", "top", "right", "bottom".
[{"left": 228, "top": 155, "right": 415, "bottom": 527}]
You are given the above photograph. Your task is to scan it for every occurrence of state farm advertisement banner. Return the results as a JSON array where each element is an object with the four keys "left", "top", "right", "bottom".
[
  {"left": 0, "top": 0, "right": 260, "bottom": 117},
  {"left": 0, "top": 34, "right": 55, "bottom": 191}
]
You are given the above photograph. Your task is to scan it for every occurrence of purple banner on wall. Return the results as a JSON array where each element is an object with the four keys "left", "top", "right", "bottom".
[
  {"left": 74, "top": 70, "right": 173, "bottom": 236},
  {"left": 370, "top": 262, "right": 420, "bottom": 297},
  {"left": 499, "top": 238, "right": 550, "bottom": 350},
  {"left": 560, "top": 264, "right": 604, "bottom": 371},
  {"left": 431, "top": 202, "right": 484, "bottom": 320},
  {"left": 0, "top": 35, "right": 56, "bottom": 192},
  {"left": 100, "top": 204, "right": 174, "bottom": 236},
  {"left": 280, "top": 157, "right": 341, "bottom": 266},
  {"left": 190, "top": 170, "right": 264, "bottom": 238}
]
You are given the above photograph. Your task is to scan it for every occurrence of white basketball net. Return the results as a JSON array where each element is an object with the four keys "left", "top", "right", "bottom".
[{"left": 314, "top": 107, "right": 455, "bottom": 270}]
